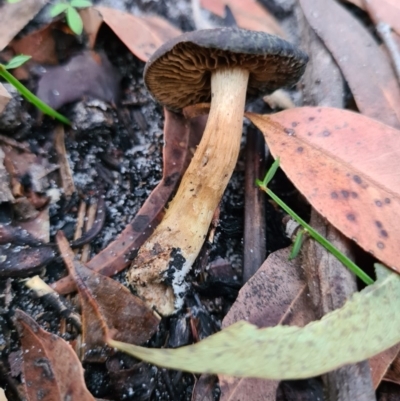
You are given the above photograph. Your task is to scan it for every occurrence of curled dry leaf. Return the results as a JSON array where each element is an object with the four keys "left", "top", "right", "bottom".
[
  {"left": 94, "top": 6, "right": 181, "bottom": 62},
  {"left": 200, "top": 0, "right": 285, "bottom": 37},
  {"left": 56, "top": 232, "right": 160, "bottom": 361},
  {"left": 299, "top": 0, "right": 400, "bottom": 128},
  {"left": 370, "top": 344, "right": 400, "bottom": 389},
  {"left": 247, "top": 107, "right": 400, "bottom": 273},
  {"left": 52, "top": 110, "right": 205, "bottom": 295},
  {"left": 109, "top": 264, "right": 400, "bottom": 379},
  {"left": 220, "top": 248, "right": 315, "bottom": 401},
  {"left": 36, "top": 50, "right": 121, "bottom": 110},
  {"left": 13, "top": 309, "right": 95, "bottom": 401},
  {"left": 0, "top": 0, "right": 49, "bottom": 52}
]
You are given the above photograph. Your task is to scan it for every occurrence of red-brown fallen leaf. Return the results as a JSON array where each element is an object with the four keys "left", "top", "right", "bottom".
[
  {"left": 10, "top": 21, "right": 65, "bottom": 66},
  {"left": 370, "top": 344, "right": 400, "bottom": 388},
  {"left": 56, "top": 232, "right": 160, "bottom": 362},
  {"left": 94, "top": 6, "right": 181, "bottom": 62},
  {"left": 299, "top": 0, "right": 400, "bottom": 129},
  {"left": 13, "top": 309, "right": 95, "bottom": 401},
  {"left": 219, "top": 248, "right": 315, "bottom": 401},
  {"left": 363, "top": 0, "right": 400, "bottom": 36},
  {"left": 52, "top": 111, "right": 207, "bottom": 295},
  {"left": 384, "top": 352, "right": 400, "bottom": 385},
  {"left": 200, "top": 0, "right": 285, "bottom": 37},
  {"left": 246, "top": 107, "right": 400, "bottom": 272}
]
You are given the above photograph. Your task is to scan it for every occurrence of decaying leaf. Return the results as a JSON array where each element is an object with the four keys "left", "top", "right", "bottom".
[
  {"left": 94, "top": 6, "right": 181, "bottom": 62},
  {"left": 10, "top": 21, "right": 64, "bottom": 66},
  {"left": 52, "top": 111, "right": 206, "bottom": 295},
  {"left": 220, "top": 248, "right": 315, "bottom": 401},
  {"left": 13, "top": 309, "right": 95, "bottom": 401},
  {"left": 0, "top": 84, "right": 11, "bottom": 115},
  {"left": 200, "top": 0, "right": 285, "bottom": 37},
  {"left": 370, "top": 344, "right": 400, "bottom": 389},
  {"left": 299, "top": 0, "right": 400, "bottom": 129},
  {"left": 246, "top": 107, "right": 400, "bottom": 273},
  {"left": 56, "top": 232, "right": 160, "bottom": 361},
  {"left": 0, "top": 0, "right": 49, "bottom": 52},
  {"left": 36, "top": 50, "right": 121, "bottom": 110},
  {"left": 109, "top": 264, "right": 400, "bottom": 379}
]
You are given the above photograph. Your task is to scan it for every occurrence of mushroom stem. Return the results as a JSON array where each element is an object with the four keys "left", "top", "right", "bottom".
[{"left": 127, "top": 67, "right": 249, "bottom": 314}]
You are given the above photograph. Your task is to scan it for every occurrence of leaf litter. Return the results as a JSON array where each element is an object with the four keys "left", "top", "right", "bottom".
[{"left": 2, "top": 0, "right": 400, "bottom": 396}]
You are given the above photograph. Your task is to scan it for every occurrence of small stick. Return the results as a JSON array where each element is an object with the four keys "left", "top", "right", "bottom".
[
  {"left": 81, "top": 200, "right": 97, "bottom": 263},
  {"left": 25, "top": 275, "right": 81, "bottom": 331}
]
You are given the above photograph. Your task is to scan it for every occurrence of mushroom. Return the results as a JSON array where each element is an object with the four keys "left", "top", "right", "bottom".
[{"left": 127, "top": 28, "right": 308, "bottom": 315}]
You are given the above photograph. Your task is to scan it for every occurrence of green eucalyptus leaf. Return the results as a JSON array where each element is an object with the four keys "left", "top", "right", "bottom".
[
  {"left": 4, "top": 55, "right": 31, "bottom": 70},
  {"left": 7, "top": 0, "right": 23, "bottom": 3},
  {"left": 109, "top": 264, "right": 398, "bottom": 380},
  {"left": 70, "top": 0, "right": 92, "bottom": 8},
  {"left": 50, "top": 2, "right": 69, "bottom": 17},
  {"left": 66, "top": 5, "right": 83, "bottom": 35}
]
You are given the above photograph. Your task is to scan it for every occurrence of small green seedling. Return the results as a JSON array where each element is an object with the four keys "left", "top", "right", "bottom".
[
  {"left": 0, "top": 55, "right": 71, "bottom": 125},
  {"left": 256, "top": 158, "right": 374, "bottom": 285},
  {"left": 50, "top": 0, "right": 93, "bottom": 35}
]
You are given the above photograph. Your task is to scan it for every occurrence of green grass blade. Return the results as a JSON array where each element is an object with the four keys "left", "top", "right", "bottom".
[{"left": 0, "top": 65, "right": 71, "bottom": 125}]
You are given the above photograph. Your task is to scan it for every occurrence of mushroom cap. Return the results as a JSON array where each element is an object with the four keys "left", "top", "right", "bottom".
[{"left": 144, "top": 28, "right": 308, "bottom": 111}]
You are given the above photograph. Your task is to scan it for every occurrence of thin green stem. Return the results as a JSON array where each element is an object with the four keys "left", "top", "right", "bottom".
[
  {"left": 258, "top": 177, "right": 374, "bottom": 285},
  {"left": 0, "top": 65, "right": 70, "bottom": 125}
]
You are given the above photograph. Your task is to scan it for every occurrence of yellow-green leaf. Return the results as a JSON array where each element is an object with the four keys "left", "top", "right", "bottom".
[{"left": 109, "top": 264, "right": 400, "bottom": 380}]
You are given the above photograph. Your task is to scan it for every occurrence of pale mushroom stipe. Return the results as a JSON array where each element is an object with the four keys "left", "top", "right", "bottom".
[{"left": 127, "top": 28, "right": 308, "bottom": 315}]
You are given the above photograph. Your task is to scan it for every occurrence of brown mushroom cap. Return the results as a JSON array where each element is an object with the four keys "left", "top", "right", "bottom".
[{"left": 144, "top": 28, "right": 308, "bottom": 111}]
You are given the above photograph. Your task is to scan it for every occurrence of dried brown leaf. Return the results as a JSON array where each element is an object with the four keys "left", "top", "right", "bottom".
[
  {"left": 13, "top": 309, "right": 95, "bottom": 401},
  {"left": 36, "top": 50, "right": 121, "bottom": 110},
  {"left": 94, "top": 7, "right": 181, "bottom": 62},
  {"left": 200, "top": 0, "right": 285, "bottom": 37},
  {"left": 219, "top": 248, "right": 315, "bottom": 401},
  {"left": 0, "top": 0, "right": 49, "bottom": 52},
  {"left": 56, "top": 232, "right": 160, "bottom": 361},
  {"left": 10, "top": 21, "right": 63, "bottom": 65},
  {"left": 299, "top": 0, "right": 400, "bottom": 128},
  {"left": 370, "top": 344, "right": 400, "bottom": 388}
]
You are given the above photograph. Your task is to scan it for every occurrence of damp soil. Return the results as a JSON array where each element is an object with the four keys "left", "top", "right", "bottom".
[{"left": 0, "top": 1, "right": 304, "bottom": 400}]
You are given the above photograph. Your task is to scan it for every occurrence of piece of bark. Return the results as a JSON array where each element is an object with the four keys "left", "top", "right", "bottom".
[
  {"left": 297, "top": 6, "right": 376, "bottom": 401},
  {"left": 243, "top": 126, "right": 266, "bottom": 283}
]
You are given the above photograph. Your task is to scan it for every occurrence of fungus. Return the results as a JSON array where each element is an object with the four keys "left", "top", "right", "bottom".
[{"left": 127, "top": 28, "right": 308, "bottom": 315}]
